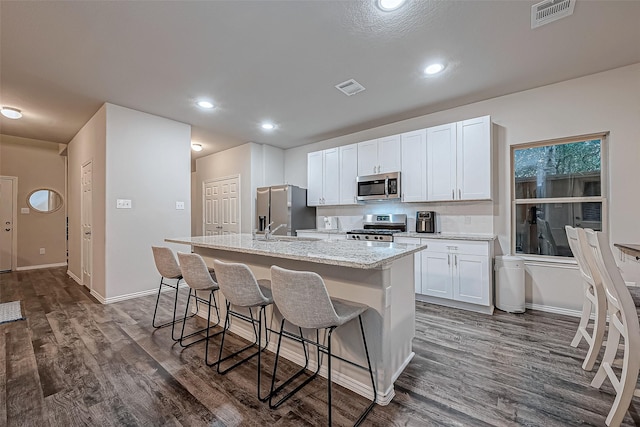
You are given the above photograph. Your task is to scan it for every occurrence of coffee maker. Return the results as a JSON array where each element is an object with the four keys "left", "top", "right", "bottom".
[{"left": 416, "top": 211, "right": 436, "bottom": 233}]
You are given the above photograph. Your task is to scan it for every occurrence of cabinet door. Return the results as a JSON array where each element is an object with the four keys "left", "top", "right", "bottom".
[
  {"left": 457, "top": 116, "right": 491, "bottom": 200},
  {"left": 400, "top": 129, "right": 427, "bottom": 202},
  {"left": 307, "top": 151, "right": 323, "bottom": 206},
  {"left": 378, "top": 134, "right": 402, "bottom": 173},
  {"left": 421, "top": 251, "right": 453, "bottom": 299},
  {"left": 453, "top": 253, "right": 490, "bottom": 305},
  {"left": 297, "top": 231, "right": 329, "bottom": 240},
  {"left": 323, "top": 148, "right": 340, "bottom": 205},
  {"left": 427, "top": 123, "right": 457, "bottom": 201},
  {"left": 357, "top": 139, "right": 379, "bottom": 176},
  {"left": 339, "top": 144, "right": 358, "bottom": 205}
]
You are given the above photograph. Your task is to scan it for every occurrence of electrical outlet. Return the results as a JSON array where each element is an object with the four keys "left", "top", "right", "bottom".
[
  {"left": 39, "top": 248, "right": 45, "bottom": 255},
  {"left": 176, "top": 201, "right": 185, "bottom": 210},
  {"left": 116, "top": 199, "right": 132, "bottom": 209}
]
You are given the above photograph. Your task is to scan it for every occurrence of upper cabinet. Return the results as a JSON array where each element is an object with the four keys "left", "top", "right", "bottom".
[
  {"left": 427, "top": 115, "right": 492, "bottom": 201},
  {"left": 339, "top": 144, "right": 359, "bottom": 205},
  {"left": 357, "top": 135, "right": 401, "bottom": 176},
  {"left": 400, "top": 129, "right": 427, "bottom": 202},
  {"left": 307, "top": 148, "right": 339, "bottom": 206}
]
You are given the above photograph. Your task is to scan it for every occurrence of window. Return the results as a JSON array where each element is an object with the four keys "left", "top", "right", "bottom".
[{"left": 512, "top": 134, "right": 606, "bottom": 257}]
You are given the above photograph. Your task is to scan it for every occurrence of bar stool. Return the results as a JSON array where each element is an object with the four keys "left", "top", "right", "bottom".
[
  {"left": 209, "top": 259, "right": 274, "bottom": 401},
  {"left": 565, "top": 226, "right": 607, "bottom": 370},
  {"left": 269, "top": 265, "right": 376, "bottom": 426},
  {"left": 176, "top": 252, "right": 222, "bottom": 348},
  {"left": 151, "top": 246, "right": 190, "bottom": 340},
  {"left": 585, "top": 230, "right": 640, "bottom": 427}
]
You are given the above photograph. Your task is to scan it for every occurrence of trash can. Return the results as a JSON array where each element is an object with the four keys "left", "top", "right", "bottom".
[{"left": 495, "top": 255, "right": 525, "bottom": 313}]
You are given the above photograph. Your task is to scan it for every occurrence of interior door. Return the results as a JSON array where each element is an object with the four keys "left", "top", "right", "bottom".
[
  {"left": 81, "top": 162, "right": 93, "bottom": 289},
  {"left": 0, "top": 177, "right": 16, "bottom": 272},
  {"left": 204, "top": 176, "right": 240, "bottom": 235}
]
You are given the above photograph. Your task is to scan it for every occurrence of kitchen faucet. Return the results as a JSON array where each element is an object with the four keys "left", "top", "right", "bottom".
[{"left": 265, "top": 223, "right": 286, "bottom": 240}]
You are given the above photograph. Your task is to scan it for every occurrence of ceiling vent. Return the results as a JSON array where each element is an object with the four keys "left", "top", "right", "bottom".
[
  {"left": 531, "top": 0, "right": 575, "bottom": 29},
  {"left": 335, "top": 79, "right": 365, "bottom": 96}
]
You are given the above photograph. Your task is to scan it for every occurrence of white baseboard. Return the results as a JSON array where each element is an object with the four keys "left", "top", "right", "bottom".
[
  {"left": 16, "top": 262, "right": 67, "bottom": 271},
  {"left": 195, "top": 307, "right": 396, "bottom": 405},
  {"left": 525, "top": 303, "right": 582, "bottom": 318},
  {"left": 90, "top": 290, "right": 107, "bottom": 304},
  {"left": 67, "top": 270, "right": 83, "bottom": 285}
]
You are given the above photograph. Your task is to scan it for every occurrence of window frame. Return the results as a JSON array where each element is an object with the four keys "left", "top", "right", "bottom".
[{"left": 510, "top": 132, "right": 609, "bottom": 260}]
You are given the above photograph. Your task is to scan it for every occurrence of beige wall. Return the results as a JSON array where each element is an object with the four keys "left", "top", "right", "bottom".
[
  {"left": 0, "top": 134, "right": 67, "bottom": 268},
  {"left": 67, "top": 106, "right": 108, "bottom": 297},
  {"left": 284, "top": 63, "right": 640, "bottom": 312},
  {"left": 68, "top": 103, "right": 192, "bottom": 301}
]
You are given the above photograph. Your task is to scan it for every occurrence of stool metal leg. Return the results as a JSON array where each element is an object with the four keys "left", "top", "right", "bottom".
[
  {"left": 269, "top": 321, "right": 320, "bottom": 409},
  {"left": 178, "top": 289, "right": 223, "bottom": 348},
  {"left": 354, "top": 314, "right": 376, "bottom": 427},
  {"left": 152, "top": 277, "right": 184, "bottom": 329}
]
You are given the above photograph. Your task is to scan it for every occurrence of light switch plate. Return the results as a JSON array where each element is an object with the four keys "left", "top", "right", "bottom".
[
  {"left": 116, "top": 199, "right": 132, "bottom": 209},
  {"left": 176, "top": 201, "right": 185, "bottom": 210}
]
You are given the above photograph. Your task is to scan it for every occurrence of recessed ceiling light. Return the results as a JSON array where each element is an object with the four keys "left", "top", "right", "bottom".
[
  {"left": 191, "top": 143, "right": 203, "bottom": 152},
  {"left": 261, "top": 122, "right": 275, "bottom": 131},
  {"left": 196, "top": 100, "right": 215, "bottom": 109},
  {"left": 377, "top": 0, "right": 406, "bottom": 12},
  {"left": 1, "top": 107, "right": 22, "bottom": 119},
  {"left": 424, "top": 63, "right": 445, "bottom": 75}
]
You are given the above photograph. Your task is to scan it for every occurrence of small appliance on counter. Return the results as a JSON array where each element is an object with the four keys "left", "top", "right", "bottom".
[{"left": 416, "top": 211, "right": 436, "bottom": 233}]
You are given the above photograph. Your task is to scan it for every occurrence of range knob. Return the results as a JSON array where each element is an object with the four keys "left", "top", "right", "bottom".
[{"left": 365, "top": 236, "right": 370, "bottom": 240}]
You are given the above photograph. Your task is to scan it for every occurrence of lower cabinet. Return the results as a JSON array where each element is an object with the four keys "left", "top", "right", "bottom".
[{"left": 395, "top": 237, "right": 493, "bottom": 313}]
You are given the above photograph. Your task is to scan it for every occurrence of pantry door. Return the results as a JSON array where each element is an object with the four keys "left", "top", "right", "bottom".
[
  {"left": 0, "top": 176, "right": 17, "bottom": 272},
  {"left": 203, "top": 175, "right": 240, "bottom": 236}
]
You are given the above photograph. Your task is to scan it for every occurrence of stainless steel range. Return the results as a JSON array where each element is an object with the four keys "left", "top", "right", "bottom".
[{"left": 346, "top": 214, "right": 407, "bottom": 242}]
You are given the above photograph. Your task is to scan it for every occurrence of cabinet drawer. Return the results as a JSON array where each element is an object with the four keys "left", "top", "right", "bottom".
[
  {"left": 420, "top": 239, "right": 489, "bottom": 256},
  {"left": 395, "top": 237, "right": 420, "bottom": 245}
]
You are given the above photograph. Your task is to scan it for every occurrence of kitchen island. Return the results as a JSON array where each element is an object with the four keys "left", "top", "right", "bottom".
[{"left": 166, "top": 234, "right": 426, "bottom": 405}]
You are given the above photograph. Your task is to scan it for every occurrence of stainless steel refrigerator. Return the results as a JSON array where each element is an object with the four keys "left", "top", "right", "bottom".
[{"left": 256, "top": 185, "right": 315, "bottom": 236}]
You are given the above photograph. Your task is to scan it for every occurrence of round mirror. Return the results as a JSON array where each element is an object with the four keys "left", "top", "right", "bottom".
[{"left": 27, "top": 189, "right": 64, "bottom": 213}]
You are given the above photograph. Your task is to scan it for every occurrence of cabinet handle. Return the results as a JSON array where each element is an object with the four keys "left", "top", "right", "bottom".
[
  {"left": 454, "top": 255, "right": 458, "bottom": 267},
  {"left": 373, "top": 166, "right": 376, "bottom": 174},
  {"left": 447, "top": 254, "right": 450, "bottom": 265},
  {"left": 452, "top": 189, "right": 455, "bottom": 200},
  {"left": 458, "top": 189, "right": 461, "bottom": 199}
]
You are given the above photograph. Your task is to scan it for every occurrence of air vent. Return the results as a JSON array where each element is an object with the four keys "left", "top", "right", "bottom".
[
  {"left": 335, "top": 79, "right": 365, "bottom": 96},
  {"left": 531, "top": 0, "right": 575, "bottom": 28}
]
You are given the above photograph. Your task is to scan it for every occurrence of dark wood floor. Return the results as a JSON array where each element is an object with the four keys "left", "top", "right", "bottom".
[{"left": 1, "top": 267, "right": 639, "bottom": 426}]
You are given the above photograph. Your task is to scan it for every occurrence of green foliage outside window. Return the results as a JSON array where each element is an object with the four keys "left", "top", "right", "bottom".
[{"left": 514, "top": 140, "right": 601, "bottom": 179}]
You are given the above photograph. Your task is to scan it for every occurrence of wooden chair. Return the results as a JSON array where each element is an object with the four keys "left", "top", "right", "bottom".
[
  {"left": 565, "top": 226, "right": 607, "bottom": 370},
  {"left": 584, "top": 229, "right": 640, "bottom": 427}
]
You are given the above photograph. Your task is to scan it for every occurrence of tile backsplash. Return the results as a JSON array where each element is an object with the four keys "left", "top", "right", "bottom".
[{"left": 315, "top": 200, "right": 494, "bottom": 234}]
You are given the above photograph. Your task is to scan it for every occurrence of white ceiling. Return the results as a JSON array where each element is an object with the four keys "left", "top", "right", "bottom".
[{"left": 1, "top": 1, "right": 639, "bottom": 159}]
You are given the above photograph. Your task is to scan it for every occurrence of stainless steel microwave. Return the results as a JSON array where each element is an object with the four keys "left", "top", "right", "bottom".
[{"left": 356, "top": 172, "right": 401, "bottom": 201}]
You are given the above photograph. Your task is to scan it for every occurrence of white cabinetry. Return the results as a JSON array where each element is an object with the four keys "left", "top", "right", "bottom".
[
  {"left": 395, "top": 237, "right": 493, "bottom": 313},
  {"left": 400, "top": 129, "right": 427, "bottom": 202},
  {"left": 339, "top": 144, "right": 358, "bottom": 205},
  {"left": 427, "top": 116, "right": 491, "bottom": 201},
  {"left": 357, "top": 135, "right": 401, "bottom": 176},
  {"left": 307, "top": 148, "right": 339, "bottom": 206}
]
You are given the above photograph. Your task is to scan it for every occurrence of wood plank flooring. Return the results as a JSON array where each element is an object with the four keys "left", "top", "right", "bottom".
[{"left": 1, "top": 267, "right": 639, "bottom": 426}]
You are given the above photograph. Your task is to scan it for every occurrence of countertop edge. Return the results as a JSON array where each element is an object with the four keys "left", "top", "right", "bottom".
[{"left": 165, "top": 237, "right": 427, "bottom": 270}]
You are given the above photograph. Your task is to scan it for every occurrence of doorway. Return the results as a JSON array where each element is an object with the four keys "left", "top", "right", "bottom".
[
  {"left": 0, "top": 176, "right": 17, "bottom": 272},
  {"left": 203, "top": 175, "right": 240, "bottom": 235},
  {"left": 81, "top": 161, "right": 93, "bottom": 290}
]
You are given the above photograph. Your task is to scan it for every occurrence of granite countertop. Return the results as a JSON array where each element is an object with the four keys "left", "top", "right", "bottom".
[
  {"left": 614, "top": 243, "right": 640, "bottom": 259},
  {"left": 166, "top": 234, "right": 427, "bottom": 269},
  {"left": 394, "top": 232, "right": 497, "bottom": 241},
  {"left": 296, "top": 229, "right": 346, "bottom": 234}
]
